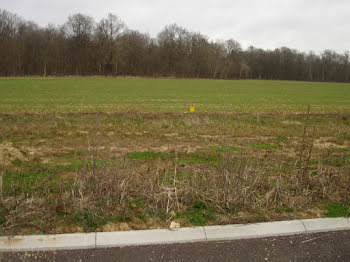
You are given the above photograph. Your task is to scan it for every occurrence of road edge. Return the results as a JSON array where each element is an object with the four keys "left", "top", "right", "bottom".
[{"left": 1, "top": 217, "right": 349, "bottom": 252}]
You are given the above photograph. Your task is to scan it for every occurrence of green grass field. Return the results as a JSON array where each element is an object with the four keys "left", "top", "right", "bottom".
[{"left": 0, "top": 77, "right": 349, "bottom": 113}]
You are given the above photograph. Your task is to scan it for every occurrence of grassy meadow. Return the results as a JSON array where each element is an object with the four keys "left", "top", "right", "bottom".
[
  {"left": 0, "top": 77, "right": 349, "bottom": 235},
  {"left": 0, "top": 77, "right": 349, "bottom": 113}
]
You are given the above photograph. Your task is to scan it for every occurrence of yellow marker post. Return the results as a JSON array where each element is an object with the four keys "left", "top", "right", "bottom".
[{"left": 190, "top": 106, "right": 195, "bottom": 113}]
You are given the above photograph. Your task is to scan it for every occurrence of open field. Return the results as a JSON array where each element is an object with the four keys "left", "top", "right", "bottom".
[
  {"left": 0, "top": 77, "right": 349, "bottom": 235},
  {"left": 0, "top": 77, "right": 350, "bottom": 113}
]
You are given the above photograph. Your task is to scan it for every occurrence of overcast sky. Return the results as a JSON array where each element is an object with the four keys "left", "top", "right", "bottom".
[{"left": 1, "top": 0, "right": 349, "bottom": 53}]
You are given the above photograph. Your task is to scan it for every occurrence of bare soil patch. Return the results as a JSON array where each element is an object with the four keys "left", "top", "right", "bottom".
[{"left": 313, "top": 137, "right": 349, "bottom": 149}]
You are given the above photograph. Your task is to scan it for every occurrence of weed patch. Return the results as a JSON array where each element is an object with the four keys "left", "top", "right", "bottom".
[
  {"left": 71, "top": 210, "right": 107, "bottom": 231},
  {"left": 1, "top": 109, "right": 350, "bottom": 235},
  {"left": 3, "top": 171, "right": 59, "bottom": 197},
  {"left": 325, "top": 203, "right": 349, "bottom": 217},
  {"left": 275, "top": 205, "right": 294, "bottom": 214},
  {"left": 276, "top": 136, "right": 288, "bottom": 142},
  {"left": 211, "top": 145, "right": 240, "bottom": 153},
  {"left": 176, "top": 201, "right": 216, "bottom": 226},
  {"left": 178, "top": 152, "right": 218, "bottom": 165},
  {"left": 127, "top": 151, "right": 171, "bottom": 161},
  {"left": 252, "top": 144, "right": 278, "bottom": 150}
]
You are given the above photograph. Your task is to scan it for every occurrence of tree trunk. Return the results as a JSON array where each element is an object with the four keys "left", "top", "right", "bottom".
[
  {"left": 43, "top": 57, "right": 47, "bottom": 77},
  {"left": 308, "top": 62, "right": 312, "bottom": 81}
]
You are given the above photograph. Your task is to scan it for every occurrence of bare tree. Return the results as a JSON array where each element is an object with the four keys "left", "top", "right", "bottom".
[
  {"left": 64, "top": 13, "right": 95, "bottom": 75},
  {"left": 157, "top": 24, "right": 191, "bottom": 76},
  {"left": 95, "top": 13, "right": 126, "bottom": 75},
  {"left": 0, "top": 9, "right": 349, "bottom": 82}
]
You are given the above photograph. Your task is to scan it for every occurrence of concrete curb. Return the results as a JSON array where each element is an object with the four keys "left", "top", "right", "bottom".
[
  {"left": 1, "top": 218, "right": 349, "bottom": 252},
  {"left": 0, "top": 233, "right": 96, "bottom": 252},
  {"left": 96, "top": 227, "right": 207, "bottom": 248}
]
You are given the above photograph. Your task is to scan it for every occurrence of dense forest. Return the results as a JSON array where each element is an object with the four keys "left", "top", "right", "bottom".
[{"left": 1, "top": 9, "right": 349, "bottom": 81}]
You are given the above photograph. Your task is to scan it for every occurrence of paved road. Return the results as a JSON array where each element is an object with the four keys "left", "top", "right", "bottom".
[{"left": 1, "top": 230, "right": 350, "bottom": 262}]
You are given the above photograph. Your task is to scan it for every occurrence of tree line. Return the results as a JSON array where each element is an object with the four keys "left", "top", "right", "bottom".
[{"left": 1, "top": 9, "right": 349, "bottom": 82}]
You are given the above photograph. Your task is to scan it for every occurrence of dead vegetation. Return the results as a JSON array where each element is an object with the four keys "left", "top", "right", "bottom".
[
  {"left": 0, "top": 141, "right": 26, "bottom": 165},
  {"left": 0, "top": 111, "right": 349, "bottom": 235}
]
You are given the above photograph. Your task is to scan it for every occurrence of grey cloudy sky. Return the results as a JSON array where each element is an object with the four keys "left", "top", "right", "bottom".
[{"left": 1, "top": 0, "right": 349, "bottom": 53}]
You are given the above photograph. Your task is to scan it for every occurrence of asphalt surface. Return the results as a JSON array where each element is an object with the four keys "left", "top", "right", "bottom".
[{"left": 1, "top": 230, "right": 350, "bottom": 262}]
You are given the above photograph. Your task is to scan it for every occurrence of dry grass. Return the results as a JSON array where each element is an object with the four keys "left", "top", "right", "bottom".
[{"left": 0, "top": 111, "right": 349, "bottom": 235}]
